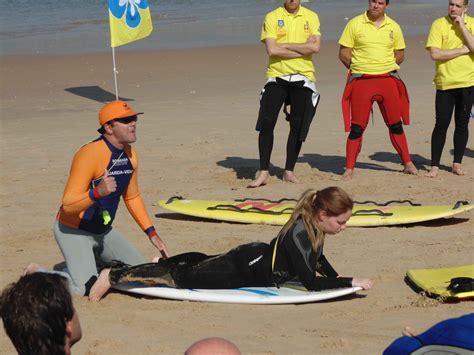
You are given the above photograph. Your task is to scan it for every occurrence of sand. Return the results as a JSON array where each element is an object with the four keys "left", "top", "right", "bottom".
[{"left": 1, "top": 36, "right": 473, "bottom": 354}]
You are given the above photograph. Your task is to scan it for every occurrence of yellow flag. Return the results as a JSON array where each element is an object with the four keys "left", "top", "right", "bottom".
[{"left": 108, "top": 0, "right": 153, "bottom": 48}]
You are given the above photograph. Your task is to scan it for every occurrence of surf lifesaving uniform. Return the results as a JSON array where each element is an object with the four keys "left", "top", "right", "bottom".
[
  {"left": 108, "top": 219, "right": 353, "bottom": 291},
  {"left": 255, "top": 5, "right": 321, "bottom": 172},
  {"left": 426, "top": 15, "right": 474, "bottom": 168},
  {"left": 53, "top": 136, "right": 157, "bottom": 295},
  {"left": 339, "top": 12, "right": 413, "bottom": 169}
]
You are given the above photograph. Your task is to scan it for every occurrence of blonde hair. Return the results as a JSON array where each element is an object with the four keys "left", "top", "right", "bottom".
[{"left": 278, "top": 187, "right": 353, "bottom": 251}]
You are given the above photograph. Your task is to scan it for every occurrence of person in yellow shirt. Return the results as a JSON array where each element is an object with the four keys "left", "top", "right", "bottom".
[
  {"left": 425, "top": 0, "right": 474, "bottom": 178},
  {"left": 250, "top": 0, "right": 321, "bottom": 187},
  {"left": 338, "top": 0, "right": 418, "bottom": 180}
]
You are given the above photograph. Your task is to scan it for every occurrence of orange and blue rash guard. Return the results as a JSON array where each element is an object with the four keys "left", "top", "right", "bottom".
[{"left": 57, "top": 136, "right": 157, "bottom": 238}]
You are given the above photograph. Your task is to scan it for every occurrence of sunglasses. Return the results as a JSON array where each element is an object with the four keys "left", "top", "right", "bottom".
[{"left": 113, "top": 116, "right": 138, "bottom": 124}]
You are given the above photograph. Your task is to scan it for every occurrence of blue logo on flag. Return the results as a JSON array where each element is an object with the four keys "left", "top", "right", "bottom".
[
  {"left": 109, "top": 0, "right": 149, "bottom": 28},
  {"left": 278, "top": 20, "right": 284, "bottom": 28}
]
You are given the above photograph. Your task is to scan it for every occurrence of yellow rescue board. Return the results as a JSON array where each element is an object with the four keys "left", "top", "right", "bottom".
[
  {"left": 406, "top": 265, "right": 474, "bottom": 300},
  {"left": 157, "top": 198, "right": 473, "bottom": 227}
]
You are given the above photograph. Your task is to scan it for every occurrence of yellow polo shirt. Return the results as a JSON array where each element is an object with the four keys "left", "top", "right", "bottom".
[
  {"left": 426, "top": 15, "right": 474, "bottom": 90},
  {"left": 261, "top": 6, "right": 321, "bottom": 81},
  {"left": 338, "top": 12, "right": 405, "bottom": 74}
]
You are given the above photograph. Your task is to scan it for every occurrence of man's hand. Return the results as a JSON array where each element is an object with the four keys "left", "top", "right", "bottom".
[
  {"left": 306, "top": 35, "right": 318, "bottom": 44},
  {"left": 453, "top": 8, "right": 467, "bottom": 28},
  {"left": 149, "top": 235, "right": 170, "bottom": 258},
  {"left": 453, "top": 15, "right": 465, "bottom": 28},
  {"left": 97, "top": 169, "right": 117, "bottom": 197}
]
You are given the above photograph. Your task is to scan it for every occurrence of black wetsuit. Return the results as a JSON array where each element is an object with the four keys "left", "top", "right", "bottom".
[{"left": 110, "top": 219, "right": 353, "bottom": 291}]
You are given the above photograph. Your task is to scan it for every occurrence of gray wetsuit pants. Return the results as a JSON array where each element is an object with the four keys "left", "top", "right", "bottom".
[{"left": 47, "top": 221, "right": 145, "bottom": 295}]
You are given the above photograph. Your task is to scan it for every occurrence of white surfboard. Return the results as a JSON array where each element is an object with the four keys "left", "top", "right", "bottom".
[{"left": 113, "top": 283, "right": 362, "bottom": 305}]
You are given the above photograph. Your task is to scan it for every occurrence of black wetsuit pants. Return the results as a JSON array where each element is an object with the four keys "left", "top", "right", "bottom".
[
  {"left": 257, "top": 79, "right": 313, "bottom": 171},
  {"left": 431, "top": 87, "right": 473, "bottom": 166},
  {"left": 110, "top": 242, "right": 271, "bottom": 289}
]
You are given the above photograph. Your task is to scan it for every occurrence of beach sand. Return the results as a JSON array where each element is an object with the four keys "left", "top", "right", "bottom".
[{"left": 1, "top": 36, "right": 473, "bottom": 354}]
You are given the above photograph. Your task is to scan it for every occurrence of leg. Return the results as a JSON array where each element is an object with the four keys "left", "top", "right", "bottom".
[
  {"left": 344, "top": 124, "right": 365, "bottom": 180},
  {"left": 283, "top": 117, "right": 303, "bottom": 183},
  {"left": 172, "top": 243, "right": 269, "bottom": 289},
  {"left": 88, "top": 254, "right": 205, "bottom": 302},
  {"left": 377, "top": 79, "right": 417, "bottom": 174},
  {"left": 387, "top": 121, "right": 418, "bottom": 175},
  {"left": 108, "top": 252, "right": 211, "bottom": 287},
  {"left": 451, "top": 87, "right": 472, "bottom": 175},
  {"left": 88, "top": 228, "right": 146, "bottom": 301},
  {"left": 344, "top": 79, "right": 372, "bottom": 179},
  {"left": 251, "top": 82, "right": 287, "bottom": 187},
  {"left": 54, "top": 221, "right": 101, "bottom": 296},
  {"left": 283, "top": 85, "right": 312, "bottom": 183},
  {"left": 426, "top": 89, "right": 455, "bottom": 177},
  {"left": 100, "top": 228, "right": 146, "bottom": 266}
]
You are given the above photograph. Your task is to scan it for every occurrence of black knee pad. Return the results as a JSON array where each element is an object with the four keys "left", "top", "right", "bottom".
[
  {"left": 389, "top": 121, "right": 404, "bottom": 135},
  {"left": 84, "top": 275, "right": 98, "bottom": 296},
  {"left": 348, "top": 124, "right": 364, "bottom": 140}
]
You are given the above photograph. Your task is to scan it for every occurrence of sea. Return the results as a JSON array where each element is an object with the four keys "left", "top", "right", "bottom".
[{"left": 1, "top": 0, "right": 447, "bottom": 55}]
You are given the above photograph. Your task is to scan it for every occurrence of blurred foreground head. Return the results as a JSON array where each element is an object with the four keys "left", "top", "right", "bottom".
[
  {"left": 0, "top": 272, "right": 82, "bottom": 355},
  {"left": 185, "top": 337, "right": 241, "bottom": 355}
]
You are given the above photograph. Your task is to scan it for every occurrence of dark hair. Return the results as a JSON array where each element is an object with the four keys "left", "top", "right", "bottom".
[
  {"left": 0, "top": 273, "right": 74, "bottom": 355},
  {"left": 279, "top": 186, "right": 353, "bottom": 250}
]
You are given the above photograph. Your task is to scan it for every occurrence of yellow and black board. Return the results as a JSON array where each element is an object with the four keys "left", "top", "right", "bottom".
[
  {"left": 406, "top": 265, "right": 474, "bottom": 301},
  {"left": 157, "top": 197, "right": 473, "bottom": 227}
]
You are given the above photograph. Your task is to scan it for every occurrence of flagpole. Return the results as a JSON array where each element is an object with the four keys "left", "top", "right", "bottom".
[{"left": 112, "top": 47, "right": 119, "bottom": 100}]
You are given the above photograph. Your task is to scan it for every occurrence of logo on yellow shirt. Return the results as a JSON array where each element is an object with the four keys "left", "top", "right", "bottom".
[{"left": 278, "top": 20, "right": 284, "bottom": 28}]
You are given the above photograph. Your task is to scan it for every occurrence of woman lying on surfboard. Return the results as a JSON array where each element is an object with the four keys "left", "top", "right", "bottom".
[{"left": 89, "top": 186, "right": 373, "bottom": 301}]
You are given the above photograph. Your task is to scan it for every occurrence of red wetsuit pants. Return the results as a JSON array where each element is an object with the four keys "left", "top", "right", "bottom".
[{"left": 346, "top": 75, "right": 412, "bottom": 169}]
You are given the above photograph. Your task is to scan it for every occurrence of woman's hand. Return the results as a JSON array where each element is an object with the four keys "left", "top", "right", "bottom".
[{"left": 352, "top": 277, "right": 374, "bottom": 290}]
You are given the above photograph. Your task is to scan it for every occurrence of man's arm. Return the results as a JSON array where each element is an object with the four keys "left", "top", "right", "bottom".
[
  {"left": 338, "top": 45, "right": 352, "bottom": 69},
  {"left": 282, "top": 35, "right": 321, "bottom": 56},
  {"left": 454, "top": 11, "right": 474, "bottom": 51},
  {"left": 394, "top": 49, "right": 405, "bottom": 65},
  {"left": 264, "top": 38, "right": 303, "bottom": 58},
  {"left": 428, "top": 46, "right": 470, "bottom": 61}
]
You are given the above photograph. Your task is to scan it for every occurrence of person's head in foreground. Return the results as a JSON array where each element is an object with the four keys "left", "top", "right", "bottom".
[
  {"left": 0, "top": 273, "right": 82, "bottom": 355},
  {"left": 98, "top": 100, "right": 143, "bottom": 148},
  {"left": 281, "top": 186, "right": 353, "bottom": 250},
  {"left": 185, "top": 337, "right": 241, "bottom": 355}
]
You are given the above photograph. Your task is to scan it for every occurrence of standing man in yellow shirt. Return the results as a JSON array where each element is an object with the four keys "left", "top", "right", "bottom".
[
  {"left": 338, "top": 0, "right": 418, "bottom": 180},
  {"left": 250, "top": 0, "right": 321, "bottom": 187},
  {"left": 425, "top": 0, "right": 474, "bottom": 178}
]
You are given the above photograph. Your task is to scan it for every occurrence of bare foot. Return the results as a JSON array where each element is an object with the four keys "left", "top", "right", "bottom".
[
  {"left": 282, "top": 170, "right": 301, "bottom": 184},
  {"left": 424, "top": 166, "right": 439, "bottom": 178},
  {"left": 89, "top": 269, "right": 111, "bottom": 302},
  {"left": 402, "top": 326, "right": 417, "bottom": 337},
  {"left": 452, "top": 163, "right": 467, "bottom": 176},
  {"left": 341, "top": 168, "right": 354, "bottom": 181},
  {"left": 403, "top": 162, "right": 418, "bottom": 175},
  {"left": 248, "top": 170, "right": 270, "bottom": 188},
  {"left": 151, "top": 256, "right": 161, "bottom": 263},
  {"left": 23, "top": 263, "right": 41, "bottom": 276}
]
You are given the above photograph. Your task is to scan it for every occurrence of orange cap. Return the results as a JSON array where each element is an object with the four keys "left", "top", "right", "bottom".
[{"left": 98, "top": 101, "right": 143, "bottom": 126}]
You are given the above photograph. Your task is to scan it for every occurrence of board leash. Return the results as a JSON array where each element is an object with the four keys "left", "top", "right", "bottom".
[
  {"left": 353, "top": 199, "right": 421, "bottom": 206},
  {"left": 207, "top": 204, "right": 295, "bottom": 215}
]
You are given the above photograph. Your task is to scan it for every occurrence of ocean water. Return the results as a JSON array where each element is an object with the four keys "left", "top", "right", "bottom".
[{"left": 1, "top": 0, "right": 446, "bottom": 55}]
